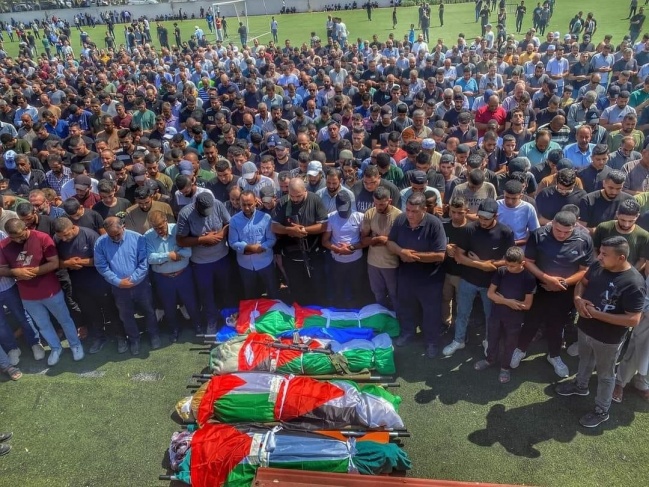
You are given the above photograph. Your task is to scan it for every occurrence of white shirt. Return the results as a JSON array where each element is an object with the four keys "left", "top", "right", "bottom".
[
  {"left": 60, "top": 177, "right": 99, "bottom": 201},
  {"left": 326, "top": 211, "right": 364, "bottom": 263}
]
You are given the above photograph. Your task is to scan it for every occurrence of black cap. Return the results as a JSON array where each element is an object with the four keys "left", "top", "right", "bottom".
[
  {"left": 410, "top": 170, "right": 428, "bottom": 185},
  {"left": 477, "top": 198, "right": 498, "bottom": 218},
  {"left": 195, "top": 192, "right": 214, "bottom": 216},
  {"left": 335, "top": 191, "right": 352, "bottom": 212}
]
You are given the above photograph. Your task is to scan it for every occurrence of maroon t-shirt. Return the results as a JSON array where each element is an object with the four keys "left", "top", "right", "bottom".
[{"left": 0, "top": 230, "right": 61, "bottom": 300}]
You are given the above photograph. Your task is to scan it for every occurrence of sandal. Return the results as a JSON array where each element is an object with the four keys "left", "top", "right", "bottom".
[
  {"left": 3, "top": 367, "right": 22, "bottom": 381},
  {"left": 499, "top": 369, "right": 511, "bottom": 384},
  {"left": 474, "top": 359, "right": 492, "bottom": 371}
]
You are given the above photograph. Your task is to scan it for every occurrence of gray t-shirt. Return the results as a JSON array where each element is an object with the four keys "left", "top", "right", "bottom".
[{"left": 176, "top": 200, "right": 231, "bottom": 264}]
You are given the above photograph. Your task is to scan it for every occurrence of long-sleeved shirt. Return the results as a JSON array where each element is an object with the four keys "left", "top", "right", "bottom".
[
  {"left": 144, "top": 223, "right": 191, "bottom": 274},
  {"left": 94, "top": 229, "right": 149, "bottom": 287},
  {"left": 228, "top": 209, "right": 276, "bottom": 270}
]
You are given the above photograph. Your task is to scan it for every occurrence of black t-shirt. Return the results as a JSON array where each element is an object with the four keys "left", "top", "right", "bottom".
[
  {"left": 352, "top": 179, "right": 401, "bottom": 214},
  {"left": 92, "top": 198, "right": 131, "bottom": 219},
  {"left": 535, "top": 186, "right": 587, "bottom": 221},
  {"left": 442, "top": 220, "right": 466, "bottom": 276},
  {"left": 578, "top": 262, "right": 646, "bottom": 344},
  {"left": 54, "top": 226, "right": 106, "bottom": 288},
  {"left": 388, "top": 213, "right": 447, "bottom": 281},
  {"left": 206, "top": 175, "right": 240, "bottom": 203},
  {"left": 525, "top": 224, "right": 594, "bottom": 278},
  {"left": 273, "top": 192, "right": 329, "bottom": 255},
  {"left": 578, "top": 165, "right": 611, "bottom": 194},
  {"left": 490, "top": 266, "right": 537, "bottom": 322},
  {"left": 456, "top": 221, "right": 515, "bottom": 287},
  {"left": 66, "top": 209, "right": 104, "bottom": 234},
  {"left": 578, "top": 190, "right": 634, "bottom": 228}
]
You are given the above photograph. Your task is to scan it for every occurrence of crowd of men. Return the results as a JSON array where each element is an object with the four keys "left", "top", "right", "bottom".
[{"left": 0, "top": 4, "right": 648, "bottom": 428}]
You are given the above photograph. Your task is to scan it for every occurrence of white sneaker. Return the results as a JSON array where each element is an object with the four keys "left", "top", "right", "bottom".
[
  {"left": 71, "top": 345, "right": 85, "bottom": 362},
  {"left": 566, "top": 342, "right": 579, "bottom": 357},
  {"left": 7, "top": 348, "right": 20, "bottom": 366},
  {"left": 442, "top": 340, "right": 465, "bottom": 357},
  {"left": 179, "top": 305, "right": 190, "bottom": 320},
  {"left": 32, "top": 343, "right": 45, "bottom": 361},
  {"left": 547, "top": 355, "right": 569, "bottom": 378},
  {"left": 510, "top": 348, "right": 526, "bottom": 369},
  {"left": 155, "top": 309, "right": 165, "bottom": 322},
  {"left": 47, "top": 348, "right": 62, "bottom": 366},
  {"left": 482, "top": 339, "right": 488, "bottom": 357}
]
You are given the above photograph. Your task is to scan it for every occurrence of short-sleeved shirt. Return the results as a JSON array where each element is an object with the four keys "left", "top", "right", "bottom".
[
  {"left": 388, "top": 213, "right": 447, "bottom": 281},
  {"left": 176, "top": 200, "right": 231, "bottom": 264},
  {"left": 490, "top": 267, "right": 537, "bottom": 322},
  {"left": 592, "top": 220, "right": 649, "bottom": 266},
  {"left": 578, "top": 190, "right": 634, "bottom": 228},
  {"left": 272, "top": 192, "right": 329, "bottom": 257},
  {"left": 622, "top": 159, "right": 649, "bottom": 193},
  {"left": 525, "top": 224, "right": 594, "bottom": 278},
  {"left": 450, "top": 181, "right": 497, "bottom": 213},
  {"left": 352, "top": 180, "right": 401, "bottom": 214},
  {"left": 92, "top": 198, "right": 132, "bottom": 219},
  {"left": 578, "top": 262, "right": 646, "bottom": 344},
  {"left": 535, "top": 186, "right": 587, "bottom": 221},
  {"left": 456, "top": 221, "right": 515, "bottom": 287},
  {"left": 55, "top": 226, "right": 104, "bottom": 288},
  {"left": 362, "top": 205, "right": 402, "bottom": 269},
  {"left": 326, "top": 211, "right": 364, "bottom": 263},
  {"left": 0, "top": 230, "right": 61, "bottom": 300},
  {"left": 67, "top": 209, "right": 104, "bottom": 235},
  {"left": 442, "top": 220, "right": 467, "bottom": 276}
]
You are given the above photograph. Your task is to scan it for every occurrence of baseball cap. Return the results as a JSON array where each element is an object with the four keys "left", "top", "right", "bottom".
[
  {"left": 260, "top": 186, "right": 275, "bottom": 203},
  {"left": 275, "top": 138, "right": 291, "bottom": 150},
  {"left": 131, "top": 163, "right": 146, "bottom": 180},
  {"left": 241, "top": 161, "right": 258, "bottom": 179},
  {"left": 163, "top": 126, "right": 177, "bottom": 140},
  {"left": 556, "top": 158, "right": 574, "bottom": 170},
  {"left": 477, "top": 198, "right": 498, "bottom": 219},
  {"left": 195, "top": 192, "right": 214, "bottom": 216},
  {"left": 422, "top": 138, "right": 436, "bottom": 150},
  {"left": 74, "top": 175, "right": 92, "bottom": 189},
  {"left": 267, "top": 134, "right": 279, "bottom": 147},
  {"left": 335, "top": 191, "right": 352, "bottom": 212},
  {"left": 553, "top": 31, "right": 560, "bottom": 40},
  {"left": 547, "top": 44, "right": 556, "bottom": 51},
  {"left": 178, "top": 160, "right": 194, "bottom": 176},
  {"left": 507, "top": 157, "right": 529, "bottom": 174},
  {"left": 608, "top": 85, "right": 621, "bottom": 97},
  {"left": 3, "top": 150, "right": 16, "bottom": 170},
  {"left": 546, "top": 80, "right": 557, "bottom": 91},
  {"left": 586, "top": 111, "right": 600, "bottom": 125},
  {"left": 410, "top": 170, "right": 428, "bottom": 185},
  {"left": 101, "top": 171, "right": 117, "bottom": 182},
  {"left": 307, "top": 161, "right": 322, "bottom": 177},
  {"left": 338, "top": 149, "right": 354, "bottom": 160}
]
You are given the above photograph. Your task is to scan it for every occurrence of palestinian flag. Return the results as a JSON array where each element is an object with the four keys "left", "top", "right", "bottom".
[
  {"left": 235, "top": 299, "right": 296, "bottom": 336},
  {"left": 170, "top": 424, "right": 412, "bottom": 487},
  {"left": 191, "top": 372, "right": 404, "bottom": 430},
  {"left": 294, "top": 303, "right": 400, "bottom": 338},
  {"left": 210, "top": 332, "right": 395, "bottom": 376}
]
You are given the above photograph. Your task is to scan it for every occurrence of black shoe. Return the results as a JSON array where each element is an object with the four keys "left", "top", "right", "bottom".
[
  {"left": 130, "top": 339, "right": 140, "bottom": 356},
  {"left": 169, "top": 330, "right": 179, "bottom": 343},
  {"left": 0, "top": 444, "right": 10, "bottom": 456},
  {"left": 150, "top": 335, "right": 162, "bottom": 350},
  {"left": 394, "top": 333, "right": 414, "bottom": 347},
  {"left": 0, "top": 432, "right": 12, "bottom": 442},
  {"left": 426, "top": 344, "right": 439, "bottom": 359},
  {"left": 116, "top": 337, "right": 128, "bottom": 354},
  {"left": 579, "top": 409, "right": 610, "bottom": 428},
  {"left": 89, "top": 337, "right": 107, "bottom": 354},
  {"left": 556, "top": 381, "right": 589, "bottom": 396}
]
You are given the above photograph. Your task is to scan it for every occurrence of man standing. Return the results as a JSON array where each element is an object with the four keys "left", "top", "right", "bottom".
[
  {"left": 144, "top": 210, "right": 202, "bottom": 341},
  {"left": 176, "top": 192, "right": 231, "bottom": 334},
  {"left": 54, "top": 218, "right": 124, "bottom": 354},
  {"left": 496, "top": 179, "right": 539, "bottom": 246},
  {"left": 556, "top": 237, "right": 645, "bottom": 427},
  {"left": 94, "top": 216, "right": 161, "bottom": 355},
  {"left": 228, "top": 190, "right": 278, "bottom": 299},
  {"left": 387, "top": 193, "right": 447, "bottom": 358},
  {"left": 442, "top": 197, "right": 469, "bottom": 329},
  {"left": 271, "top": 178, "right": 328, "bottom": 304},
  {"left": 0, "top": 219, "right": 84, "bottom": 366},
  {"left": 361, "top": 186, "right": 402, "bottom": 310},
  {"left": 511, "top": 211, "right": 594, "bottom": 377}
]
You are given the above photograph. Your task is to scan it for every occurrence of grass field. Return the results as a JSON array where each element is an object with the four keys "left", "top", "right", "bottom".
[{"left": 1, "top": 2, "right": 649, "bottom": 487}]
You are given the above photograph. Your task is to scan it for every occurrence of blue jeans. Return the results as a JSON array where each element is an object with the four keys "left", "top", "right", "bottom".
[
  {"left": 22, "top": 291, "right": 81, "bottom": 351},
  {"left": 0, "top": 343, "right": 11, "bottom": 369},
  {"left": 150, "top": 267, "right": 201, "bottom": 332},
  {"left": 193, "top": 256, "right": 231, "bottom": 328},
  {"left": 111, "top": 279, "right": 159, "bottom": 342},
  {"left": 453, "top": 279, "right": 493, "bottom": 344},
  {"left": 0, "top": 284, "right": 39, "bottom": 350}
]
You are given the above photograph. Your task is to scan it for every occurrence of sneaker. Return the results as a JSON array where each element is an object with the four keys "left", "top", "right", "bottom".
[
  {"left": 555, "top": 380, "right": 589, "bottom": 396},
  {"left": 47, "top": 348, "right": 62, "bottom": 366},
  {"left": 71, "top": 345, "right": 85, "bottom": 361},
  {"left": 547, "top": 355, "right": 569, "bottom": 378},
  {"left": 0, "top": 444, "right": 10, "bottom": 456},
  {"left": 510, "top": 348, "right": 526, "bottom": 369},
  {"left": 155, "top": 309, "right": 165, "bottom": 322},
  {"left": 130, "top": 339, "right": 140, "bottom": 356},
  {"left": 7, "top": 348, "right": 20, "bottom": 366},
  {"left": 2, "top": 366, "right": 22, "bottom": 381},
  {"left": 179, "top": 305, "right": 190, "bottom": 320},
  {"left": 394, "top": 333, "right": 414, "bottom": 347},
  {"left": 474, "top": 359, "right": 492, "bottom": 371},
  {"left": 205, "top": 324, "right": 218, "bottom": 336},
  {"left": 116, "top": 337, "right": 128, "bottom": 354},
  {"left": 482, "top": 339, "right": 488, "bottom": 357},
  {"left": 579, "top": 409, "right": 609, "bottom": 428},
  {"left": 150, "top": 335, "right": 162, "bottom": 350},
  {"left": 442, "top": 340, "right": 465, "bottom": 357},
  {"left": 612, "top": 384, "right": 624, "bottom": 404},
  {"left": 498, "top": 369, "right": 511, "bottom": 384},
  {"left": 32, "top": 343, "right": 45, "bottom": 361},
  {"left": 0, "top": 432, "right": 12, "bottom": 442},
  {"left": 425, "top": 343, "right": 439, "bottom": 358},
  {"left": 566, "top": 342, "right": 579, "bottom": 357},
  {"left": 89, "top": 337, "right": 107, "bottom": 354}
]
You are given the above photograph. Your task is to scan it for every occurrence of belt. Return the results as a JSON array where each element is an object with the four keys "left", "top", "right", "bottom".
[{"left": 159, "top": 267, "right": 186, "bottom": 278}]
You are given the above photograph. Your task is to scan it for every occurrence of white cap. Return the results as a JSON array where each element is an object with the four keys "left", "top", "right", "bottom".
[{"left": 307, "top": 161, "right": 322, "bottom": 177}]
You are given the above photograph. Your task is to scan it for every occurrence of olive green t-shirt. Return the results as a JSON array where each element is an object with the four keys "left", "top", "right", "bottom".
[{"left": 593, "top": 220, "right": 649, "bottom": 266}]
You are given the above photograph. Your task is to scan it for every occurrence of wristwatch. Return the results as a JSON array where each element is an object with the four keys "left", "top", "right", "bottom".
[{"left": 349, "top": 245, "right": 355, "bottom": 251}]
